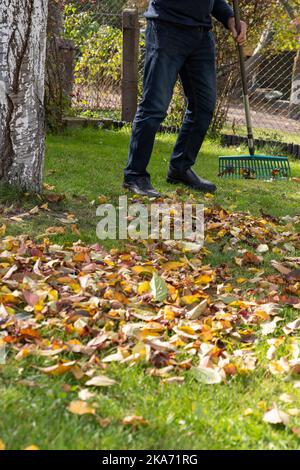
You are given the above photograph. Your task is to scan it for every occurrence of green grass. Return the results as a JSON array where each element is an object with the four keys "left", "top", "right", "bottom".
[
  {"left": 1, "top": 127, "right": 300, "bottom": 450},
  {"left": 1, "top": 127, "right": 300, "bottom": 247}
]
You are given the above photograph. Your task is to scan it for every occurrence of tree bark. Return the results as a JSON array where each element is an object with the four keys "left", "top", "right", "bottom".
[{"left": 0, "top": 0, "right": 48, "bottom": 192}]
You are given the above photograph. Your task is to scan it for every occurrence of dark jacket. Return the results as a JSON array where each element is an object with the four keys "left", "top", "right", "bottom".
[{"left": 145, "top": 0, "right": 234, "bottom": 28}]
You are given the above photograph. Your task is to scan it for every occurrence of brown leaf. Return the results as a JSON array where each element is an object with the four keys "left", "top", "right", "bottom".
[
  {"left": 291, "top": 427, "right": 300, "bottom": 438},
  {"left": 85, "top": 375, "right": 117, "bottom": 387},
  {"left": 122, "top": 415, "right": 148, "bottom": 427},
  {"left": 96, "top": 417, "right": 112, "bottom": 428}
]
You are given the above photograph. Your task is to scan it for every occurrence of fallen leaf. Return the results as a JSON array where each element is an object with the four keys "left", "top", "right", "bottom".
[
  {"left": 192, "top": 366, "right": 223, "bottom": 385},
  {"left": 291, "top": 427, "right": 300, "bottom": 438},
  {"left": 185, "top": 299, "right": 208, "bottom": 320},
  {"left": 38, "top": 361, "right": 76, "bottom": 376},
  {"left": 122, "top": 415, "right": 148, "bottom": 427},
  {"left": 85, "top": 375, "right": 117, "bottom": 387},
  {"left": 46, "top": 226, "right": 65, "bottom": 235},
  {"left": 96, "top": 417, "right": 112, "bottom": 428},
  {"left": 78, "top": 389, "right": 96, "bottom": 401},
  {"left": 67, "top": 400, "right": 96, "bottom": 415},
  {"left": 257, "top": 244, "right": 269, "bottom": 254},
  {"left": 45, "top": 193, "right": 65, "bottom": 203},
  {"left": 263, "top": 406, "right": 290, "bottom": 426},
  {"left": 279, "top": 393, "right": 295, "bottom": 403},
  {"left": 150, "top": 273, "right": 168, "bottom": 302},
  {"left": 271, "top": 260, "right": 291, "bottom": 275},
  {"left": 0, "top": 225, "right": 6, "bottom": 236},
  {"left": 243, "top": 252, "right": 262, "bottom": 266}
]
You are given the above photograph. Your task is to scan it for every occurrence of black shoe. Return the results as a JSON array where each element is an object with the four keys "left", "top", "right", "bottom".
[
  {"left": 167, "top": 168, "right": 217, "bottom": 193},
  {"left": 123, "top": 176, "right": 161, "bottom": 198}
]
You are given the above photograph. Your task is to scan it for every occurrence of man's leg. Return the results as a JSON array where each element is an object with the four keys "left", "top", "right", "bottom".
[
  {"left": 124, "top": 21, "right": 186, "bottom": 183},
  {"left": 168, "top": 31, "right": 217, "bottom": 192}
]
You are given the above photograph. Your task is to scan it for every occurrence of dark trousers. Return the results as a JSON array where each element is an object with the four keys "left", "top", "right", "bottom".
[{"left": 124, "top": 19, "right": 217, "bottom": 181}]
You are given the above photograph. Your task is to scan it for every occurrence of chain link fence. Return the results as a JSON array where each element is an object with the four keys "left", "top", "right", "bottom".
[
  {"left": 226, "top": 37, "right": 300, "bottom": 144},
  {"left": 64, "top": 1, "right": 300, "bottom": 148}
]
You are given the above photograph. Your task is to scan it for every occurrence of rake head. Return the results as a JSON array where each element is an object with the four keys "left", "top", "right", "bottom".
[{"left": 218, "top": 155, "right": 291, "bottom": 180}]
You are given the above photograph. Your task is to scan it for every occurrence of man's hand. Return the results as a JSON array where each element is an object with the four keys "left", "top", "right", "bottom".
[{"left": 228, "top": 17, "right": 247, "bottom": 44}]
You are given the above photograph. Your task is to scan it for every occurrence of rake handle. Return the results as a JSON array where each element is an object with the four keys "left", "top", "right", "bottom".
[{"left": 232, "top": 0, "right": 255, "bottom": 156}]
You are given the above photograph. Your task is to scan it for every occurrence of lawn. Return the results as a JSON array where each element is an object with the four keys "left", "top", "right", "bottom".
[{"left": 0, "top": 127, "right": 300, "bottom": 450}]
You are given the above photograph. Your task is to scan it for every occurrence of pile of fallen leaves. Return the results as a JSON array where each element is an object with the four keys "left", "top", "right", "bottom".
[{"left": 0, "top": 205, "right": 300, "bottom": 394}]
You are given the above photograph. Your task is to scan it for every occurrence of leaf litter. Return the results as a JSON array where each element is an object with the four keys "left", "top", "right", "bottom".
[{"left": 0, "top": 204, "right": 300, "bottom": 424}]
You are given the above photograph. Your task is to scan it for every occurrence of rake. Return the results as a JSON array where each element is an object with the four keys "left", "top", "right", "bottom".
[{"left": 218, "top": 0, "right": 291, "bottom": 180}]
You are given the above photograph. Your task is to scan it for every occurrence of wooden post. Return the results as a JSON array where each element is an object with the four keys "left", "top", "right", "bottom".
[{"left": 122, "top": 9, "right": 139, "bottom": 122}]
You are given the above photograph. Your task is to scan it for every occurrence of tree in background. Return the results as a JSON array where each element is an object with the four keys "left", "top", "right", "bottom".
[
  {"left": 0, "top": 0, "right": 48, "bottom": 192},
  {"left": 279, "top": 0, "right": 300, "bottom": 118}
]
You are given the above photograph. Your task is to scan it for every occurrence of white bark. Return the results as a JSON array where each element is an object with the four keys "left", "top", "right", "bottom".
[{"left": 0, "top": 0, "right": 48, "bottom": 192}]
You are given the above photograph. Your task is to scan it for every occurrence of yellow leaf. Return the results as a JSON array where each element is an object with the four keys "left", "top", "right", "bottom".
[
  {"left": 0, "top": 439, "right": 5, "bottom": 450},
  {"left": 67, "top": 400, "right": 96, "bottom": 415},
  {"left": 131, "top": 342, "right": 150, "bottom": 362},
  {"left": 137, "top": 281, "right": 150, "bottom": 295},
  {"left": 15, "top": 348, "right": 31, "bottom": 361},
  {"left": 205, "top": 235, "right": 215, "bottom": 243},
  {"left": 24, "top": 445, "right": 40, "bottom": 451},
  {"left": 195, "top": 273, "right": 213, "bottom": 285},
  {"left": 229, "top": 301, "right": 247, "bottom": 308}
]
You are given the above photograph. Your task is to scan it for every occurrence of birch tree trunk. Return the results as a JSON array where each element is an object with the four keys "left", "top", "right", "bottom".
[
  {"left": 45, "top": 0, "right": 75, "bottom": 131},
  {"left": 290, "top": 48, "right": 300, "bottom": 119},
  {"left": 0, "top": 0, "right": 48, "bottom": 192}
]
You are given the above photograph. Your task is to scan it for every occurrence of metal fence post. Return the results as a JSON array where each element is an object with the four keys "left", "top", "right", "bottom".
[{"left": 122, "top": 9, "right": 140, "bottom": 122}]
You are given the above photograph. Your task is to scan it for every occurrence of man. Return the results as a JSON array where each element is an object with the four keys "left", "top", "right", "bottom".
[{"left": 124, "top": 0, "right": 247, "bottom": 197}]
